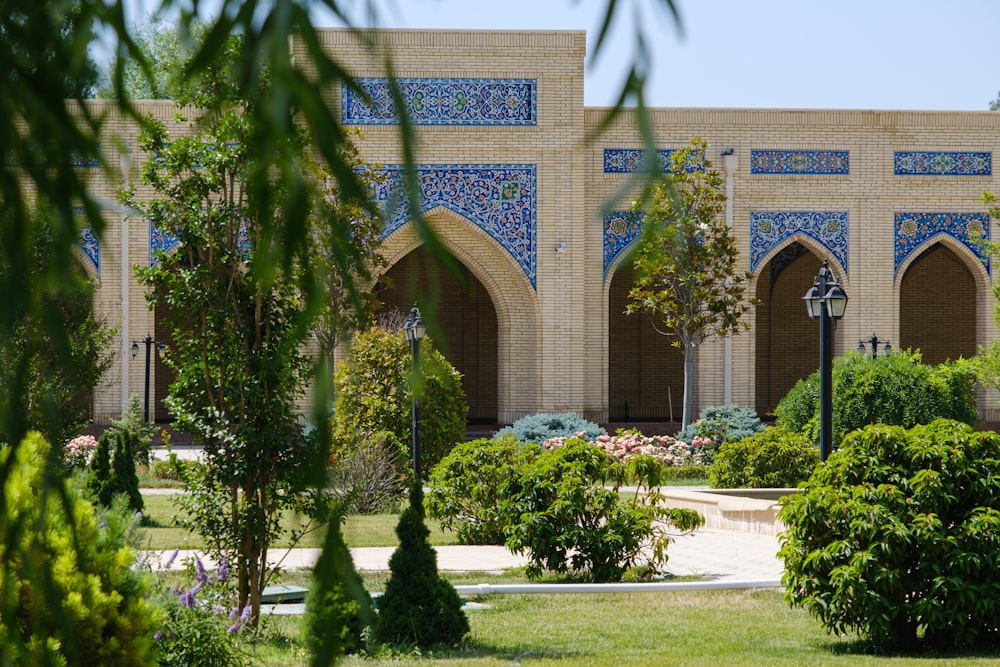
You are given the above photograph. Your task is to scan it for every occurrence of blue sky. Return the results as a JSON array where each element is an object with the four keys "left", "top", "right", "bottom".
[
  {"left": 121, "top": 0, "right": 1000, "bottom": 111},
  {"left": 320, "top": 0, "right": 1000, "bottom": 111}
]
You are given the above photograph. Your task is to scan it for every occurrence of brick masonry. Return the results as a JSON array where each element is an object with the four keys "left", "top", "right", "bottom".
[{"left": 78, "top": 30, "right": 1000, "bottom": 425}]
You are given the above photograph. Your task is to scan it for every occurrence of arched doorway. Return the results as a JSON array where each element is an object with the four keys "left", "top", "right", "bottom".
[
  {"left": 377, "top": 247, "right": 499, "bottom": 423},
  {"left": 607, "top": 260, "right": 684, "bottom": 422},
  {"left": 899, "top": 243, "right": 977, "bottom": 365},
  {"left": 754, "top": 243, "right": 824, "bottom": 417}
]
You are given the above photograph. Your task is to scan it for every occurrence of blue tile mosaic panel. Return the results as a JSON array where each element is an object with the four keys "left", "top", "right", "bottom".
[
  {"left": 894, "top": 151, "right": 991, "bottom": 176},
  {"left": 342, "top": 78, "right": 536, "bottom": 126},
  {"left": 603, "top": 148, "right": 703, "bottom": 173},
  {"left": 603, "top": 210, "right": 644, "bottom": 274},
  {"left": 894, "top": 212, "right": 990, "bottom": 275},
  {"left": 71, "top": 145, "right": 102, "bottom": 168},
  {"left": 372, "top": 164, "right": 537, "bottom": 287},
  {"left": 78, "top": 225, "right": 100, "bottom": 275},
  {"left": 149, "top": 220, "right": 180, "bottom": 266},
  {"left": 750, "top": 150, "right": 849, "bottom": 175},
  {"left": 750, "top": 211, "right": 849, "bottom": 275}
]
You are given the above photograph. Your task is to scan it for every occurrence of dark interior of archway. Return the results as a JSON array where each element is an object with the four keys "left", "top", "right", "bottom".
[
  {"left": 153, "top": 300, "right": 181, "bottom": 423},
  {"left": 754, "top": 247, "right": 823, "bottom": 418},
  {"left": 607, "top": 261, "right": 684, "bottom": 422},
  {"left": 376, "top": 248, "right": 499, "bottom": 424},
  {"left": 900, "top": 243, "right": 976, "bottom": 366}
]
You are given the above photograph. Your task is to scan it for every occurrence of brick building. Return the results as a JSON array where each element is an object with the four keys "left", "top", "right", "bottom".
[{"left": 80, "top": 29, "right": 1000, "bottom": 427}]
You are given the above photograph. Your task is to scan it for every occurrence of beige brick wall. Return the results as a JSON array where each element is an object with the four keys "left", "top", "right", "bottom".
[{"left": 80, "top": 30, "right": 1000, "bottom": 427}]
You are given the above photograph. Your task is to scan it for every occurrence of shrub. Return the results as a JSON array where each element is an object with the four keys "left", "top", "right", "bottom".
[
  {"left": 425, "top": 435, "right": 541, "bottom": 545},
  {"left": 374, "top": 484, "right": 469, "bottom": 649},
  {"left": 332, "top": 325, "right": 468, "bottom": 475},
  {"left": 779, "top": 419, "right": 1000, "bottom": 651},
  {"left": 676, "top": 404, "right": 765, "bottom": 445},
  {"left": 775, "top": 351, "right": 978, "bottom": 446},
  {"left": 107, "top": 393, "right": 158, "bottom": 466},
  {"left": 88, "top": 429, "right": 144, "bottom": 514},
  {"left": 500, "top": 439, "right": 703, "bottom": 581},
  {"left": 708, "top": 427, "right": 818, "bottom": 488},
  {"left": 62, "top": 433, "right": 98, "bottom": 472},
  {"left": 544, "top": 429, "right": 709, "bottom": 467},
  {"left": 330, "top": 429, "right": 404, "bottom": 515},
  {"left": 1, "top": 433, "right": 162, "bottom": 665},
  {"left": 305, "top": 504, "right": 373, "bottom": 661},
  {"left": 151, "top": 453, "right": 193, "bottom": 481},
  {"left": 495, "top": 411, "right": 606, "bottom": 444}
]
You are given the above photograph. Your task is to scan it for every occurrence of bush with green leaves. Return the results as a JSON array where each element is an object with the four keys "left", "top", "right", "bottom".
[
  {"left": 708, "top": 426, "right": 818, "bottom": 488},
  {"left": 775, "top": 351, "right": 978, "bottom": 447},
  {"left": 494, "top": 411, "right": 606, "bottom": 444},
  {"left": 779, "top": 419, "right": 1000, "bottom": 651},
  {"left": 332, "top": 324, "right": 467, "bottom": 475},
  {"left": 676, "top": 403, "right": 765, "bottom": 446},
  {"left": 425, "top": 435, "right": 541, "bottom": 545},
  {"left": 1, "top": 432, "right": 162, "bottom": 665},
  {"left": 330, "top": 429, "right": 405, "bottom": 515},
  {"left": 374, "top": 485, "right": 469, "bottom": 649},
  {"left": 500, "top": 439, "right": 703, "bottom": 581},
  {"left": 107, "top": 393, "right": 158, "bottom": 467}
]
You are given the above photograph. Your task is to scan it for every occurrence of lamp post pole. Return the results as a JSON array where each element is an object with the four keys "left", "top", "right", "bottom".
[
  {"left": 403, "top": 305, "right": 426, "bottom": 487},
  {"left": 803, "top": 261, "right": 848, "bottom": 462},
  {"left": 131, "top": 335, "right": 165, "bottom": 423}
]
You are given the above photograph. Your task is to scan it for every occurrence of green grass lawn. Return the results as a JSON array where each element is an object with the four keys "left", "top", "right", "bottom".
[{"left": 139, "top": 492, "right": 460, "bottom": 550}]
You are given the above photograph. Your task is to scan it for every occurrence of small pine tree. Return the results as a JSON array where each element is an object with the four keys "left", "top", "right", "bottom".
[
  {"left": 88, "top": 432, "right": 113, "bottom": 506},
  {"left": 88, "top": 430, "right": 144, "bottom": 513},
  {"left": 305, "top": 504, "right": 373, "bottom": 663},
  {"left": 373, "top": 484, "right": 469, "bottom": 649}
]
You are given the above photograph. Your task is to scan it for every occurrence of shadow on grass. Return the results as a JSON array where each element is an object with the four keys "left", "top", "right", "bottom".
[{"left": 823, "top": 637, "right": 1000, "bottom": 660}]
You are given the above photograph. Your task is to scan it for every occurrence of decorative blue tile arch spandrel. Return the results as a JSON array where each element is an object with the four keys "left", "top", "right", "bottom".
[
  {"left": 750, "top": 211, "right": 849, "bottom": 276},
  {"left": 894, "top": 212, "right": 990, "bottom": 276},
  {"left": 373, "top": 164, "right": 537, "bottom": 288},
  {"left": 603, "top": 210, "right": 644, "bottom": 275},
  {"left": 78, "top": 226, "right": 100, "bottom": 275},
  {"left": 343, "top": 78, "right": 537, "bottom": 126}
]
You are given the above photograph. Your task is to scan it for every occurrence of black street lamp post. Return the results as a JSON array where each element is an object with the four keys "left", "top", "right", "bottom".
[
  {"left": 857, "top": 333, "right": 892, "bottom": 358},
  {"left": 803, "top": 261, "right": 848, "bottom": 462},
  {"left": 130, "top": 334, "right": 166, "bottom": 423},
  {"left": 402, "top": 305, "right": 426, "bottom": 486}
]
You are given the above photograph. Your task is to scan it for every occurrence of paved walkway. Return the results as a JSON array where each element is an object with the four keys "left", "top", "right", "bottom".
[{"left": 144, "top": 528, "right": 782, "bottom": 582}]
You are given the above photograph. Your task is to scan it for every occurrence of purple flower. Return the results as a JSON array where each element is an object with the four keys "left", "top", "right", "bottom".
[
  {"left": 195, "top": 555, "right": 207, "bottom": 582},
  {"left": 181, "top": 590, "right": 195, "bottom": 609},
  {"left": 164, "top": 548, "right": 179, "bottom": 569},
  {"left": 154, "top": 631, "right": 163, "bottom": 641},
  {"left": 216, "top": 559, "right": 228, "bottom": 581}
]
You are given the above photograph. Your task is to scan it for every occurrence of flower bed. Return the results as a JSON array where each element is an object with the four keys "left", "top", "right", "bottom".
[{"left": 541, "top": 430, "right": 713, "bottom": 467}]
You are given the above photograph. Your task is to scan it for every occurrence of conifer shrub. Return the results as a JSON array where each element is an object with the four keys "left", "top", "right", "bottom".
[
  {"left": 779, "top": 419, "right": 1000, "bottom": 651},
  {"left": 494, "top": 411, "right": 606, "bottom": 444},
  {"left": 0, "top": 433, "right": 162, "bottom": 665},
  {"left": 88, "top": 429, "right": 144, "bottom": 514},
  {"left": 305, "top": 504, "right": 373, "bottom": 661},
  {"left": 676, "top": 403, "right": 765, "bottom": 446},
  {"left": 373, "top": 484, "right": 469, "bottom": 649},
  {"left": 425, "top": 435, "right": 541, "bottom": 544},
  {"left": 708, "top": 426, "right": 818, "bottom": 488},
  {"left": 331, "top": 325, "right": 468, "bottom": 475}
]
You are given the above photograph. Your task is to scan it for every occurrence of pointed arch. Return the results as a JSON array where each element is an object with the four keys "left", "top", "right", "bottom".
[{"left": 377, "top": 206, "right": 538, "bottom": 424}]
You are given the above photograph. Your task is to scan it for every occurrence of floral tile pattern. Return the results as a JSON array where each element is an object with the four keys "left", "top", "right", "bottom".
[
  {"left": 603, "top": 210, "right": 644, "bottom": 274},
  {"left": 894, "top": 212, "right": 990, "bottom": 275},
  {"left": 373, "top": 164, "right": 537, "bottom": 287},
  {"left": 750, "top": 150, "right": 849, "bottom": 175},
  {"left": 149, "top": 220, "right": 181, "bottom": 267},
  {"left": 750, "top": 211, "right": 849, "bottom": 275},
  {"left": 342, "top": 78, "right": 536, "bottom": 126},
  {"left": 78, "top": 225, "right": 100, "bottom": 275},
  {"left": 602, "top": 148, "right": 702, "bottom": 173},
  {"left": 893, "top": 151, "right": 991, "bottom": 176}
]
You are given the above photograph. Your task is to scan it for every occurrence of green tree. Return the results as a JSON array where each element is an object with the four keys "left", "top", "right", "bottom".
[
  {"left": 129, "top": 33, "right": 364, "bottom": 626},
  {"left": 626, "top": 137, "right": 755, "bottom": 429},
  {"left": 95, "top": 16, "right": 206, "bottom": 99}
]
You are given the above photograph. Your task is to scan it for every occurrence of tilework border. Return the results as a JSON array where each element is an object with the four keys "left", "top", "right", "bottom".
[
  {"left": 894, "top": 151, "right": 991, "bottom": 176},
  {"left": 342, "top": 78, "right": 536, "bottom": 126},
  {"left": 894, "top": 212, "right": 990, "bottom": 276},
  {"left": 603, "top": 148, "right": 704, "bottom": 173},
  {"left": 750, "top": 211, "right": 849, "bottom": 276},
  {"left": 603, "top": 210, "right": 644, "bottom": 274},
  {"left": 78, "top": 225, "right": 100, "bottom": 275},
  {"left": 750, "top": 149, "right": 849, "bottom": 175},
  {"left": 374, "top": 164, "right": 537, "bottom": 287}
]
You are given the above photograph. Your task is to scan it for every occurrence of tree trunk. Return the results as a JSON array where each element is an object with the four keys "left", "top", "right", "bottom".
[{"left": 681, "top": 345, "right": 694, "bottom": 430}]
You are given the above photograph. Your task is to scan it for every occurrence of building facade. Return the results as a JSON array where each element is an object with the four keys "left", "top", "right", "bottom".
[{"left": 80, "top": 29, "right": 1000, "bottom": 427}]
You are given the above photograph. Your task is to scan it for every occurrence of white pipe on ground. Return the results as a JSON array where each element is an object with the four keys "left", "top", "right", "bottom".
[{"left": 452, "top": 579, "right": 781, "bottom": 596}]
